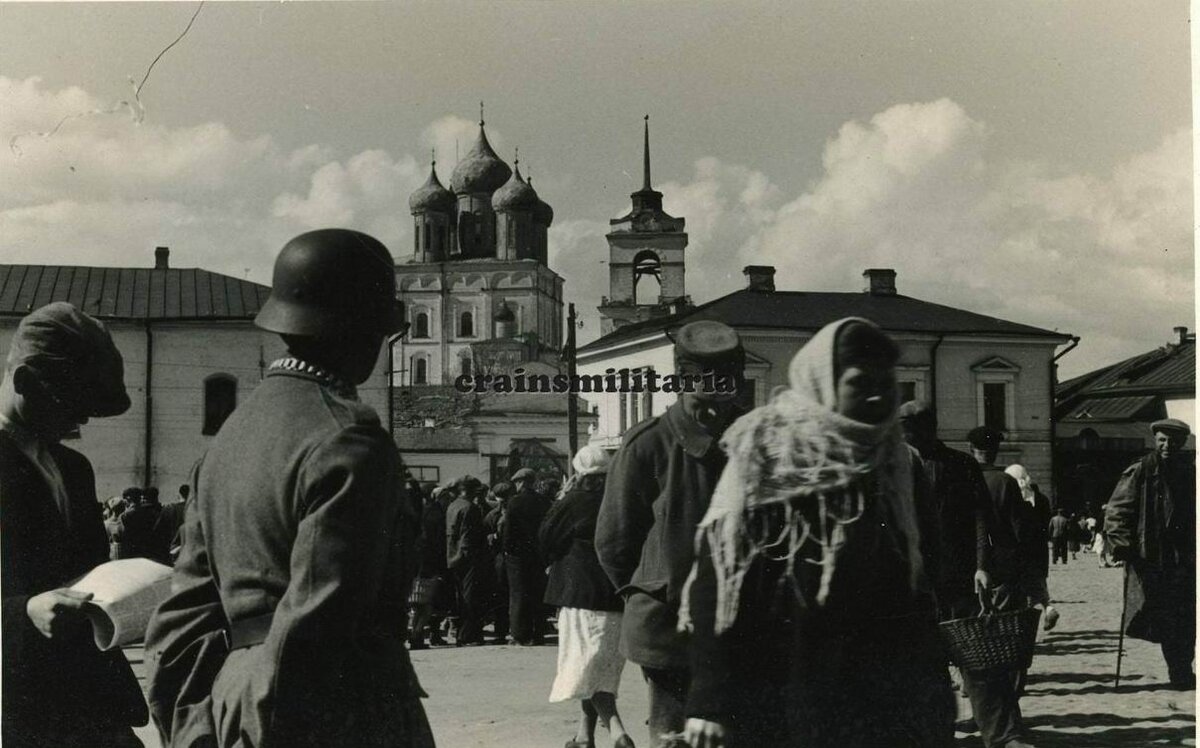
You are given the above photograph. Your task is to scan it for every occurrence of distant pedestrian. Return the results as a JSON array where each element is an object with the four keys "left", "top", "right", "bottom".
[
  {"left": 484, "top": 481, "right": 514, "bottom": 643},
  {"left": 541, "top": 445, "right": 634, "bottom": 748},
  {"left": 505, "top": 467, "right": 552, "bottom": 645},
  {"left": 1105, "top": 418, "right": 1196, "bottom": 690},
  {"left": 409, "top": 482, "right": 443, "bottom": 650},
  {"left": 447, "top": 478, "right": 488, "bottom": 646},
  {"left": 0, "top": 301, "right": 147, "bottom": 747},
  {"left": 1049, "top": 508, "right": 1071, "bottom": 564}
]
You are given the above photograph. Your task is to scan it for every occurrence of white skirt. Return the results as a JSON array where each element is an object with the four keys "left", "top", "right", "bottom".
[{"left": 549, "top": 607, "right": 626, "bottom": 702}]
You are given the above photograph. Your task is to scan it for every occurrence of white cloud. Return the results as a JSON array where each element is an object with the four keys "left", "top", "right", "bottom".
[{"left": 419, "top": 115, "right": 505, "bottom": 171}]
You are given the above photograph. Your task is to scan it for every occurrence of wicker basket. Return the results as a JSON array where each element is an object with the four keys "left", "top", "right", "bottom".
[
  {"left": 408, "top": 576, "right": 440, "bottom": 606},
  {"left": 939, "top": 604, "right": 1042, "bottom": 672}
]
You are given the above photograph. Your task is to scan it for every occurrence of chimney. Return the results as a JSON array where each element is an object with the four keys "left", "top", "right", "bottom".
[
  {"left": 1174, "top": 326, "right": 1191, "bottom": 344},
  {"left": 863, "top": 268, "right": 897, "bottom": 296},
  {"left": 154, "top": 246, "right": 170, "bottom": 270},
  {"left": 743, "top": 265, "right": 776, "bottom": 292}
]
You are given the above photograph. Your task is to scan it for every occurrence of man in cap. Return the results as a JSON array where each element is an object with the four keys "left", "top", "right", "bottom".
[
  {"left": 483, "top": 481, "right": 514, "bottom": 644},
  {"left": 596, "top": 320, "right": 746, "bottom": 748},
  {"left": 1105, "top": 418, "right": 1196, "bottom": 690},
  {"left": 964, "top": 425, "right": 1037, "bottom": 748},
  {"left": 145, "top": 229, "right": 434, "bottom": 747},
  {"left": 446, "top": 476, "right": 487, "bottom": 645},
  {"left": 1, "top": 302, "right": 147, "bottom": 747},
  {"left": 505, "top": 467, "right": 552, "bottom": 645}
]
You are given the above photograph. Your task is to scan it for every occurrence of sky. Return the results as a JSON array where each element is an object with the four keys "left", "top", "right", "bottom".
[{"left": 0, "top": 1, "right": 1191, "bottom": 378}]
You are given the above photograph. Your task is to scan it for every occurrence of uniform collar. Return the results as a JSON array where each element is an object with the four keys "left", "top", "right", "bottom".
[
  {"left": 664, "top": 400, "right": 717, "bottom": 458},
  {"left": 266, "top": 357, "right": 358, "bottom": 400}
]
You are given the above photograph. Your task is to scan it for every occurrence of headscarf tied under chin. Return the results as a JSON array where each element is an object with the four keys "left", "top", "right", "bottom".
[
  {"left": 1005, "top": 464, "right": 1036, "bottom": 505},
  {"left": 678, "top": 317, "right": 925, "bottom": 636}
]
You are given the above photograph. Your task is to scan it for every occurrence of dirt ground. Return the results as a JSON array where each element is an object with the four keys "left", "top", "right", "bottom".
[{"left": 128, "top": 552, "right": 1195, "bottom": 747}]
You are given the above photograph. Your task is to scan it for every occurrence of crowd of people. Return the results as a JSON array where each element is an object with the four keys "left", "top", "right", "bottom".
[
  {"left": 0, "top": 227, "right": 1192, "bottom": 748},
  {"left": 101, "top": 485, "right": 189, "bottom": 565}
]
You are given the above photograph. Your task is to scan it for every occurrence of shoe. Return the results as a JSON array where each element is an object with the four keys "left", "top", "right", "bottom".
[
  {"left": 407, "top": 640, "right": 428, "bottom": 650},
  {"left": 1169, "top": 675, "right": 1196, "bottom": 691},
  {"left": 614, "top": 736, "right": 636, "bottom": 748}
]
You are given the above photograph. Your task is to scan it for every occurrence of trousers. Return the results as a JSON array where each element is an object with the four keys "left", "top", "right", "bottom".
[
  {"left": 506, "top": 553, "right": 547, "bottom": 644},
  {"left": 452, "top": 561, "right": 485, "bottom": 644},
  {"left": 641, "top": 665, "right": 690, "bottom": 748}
]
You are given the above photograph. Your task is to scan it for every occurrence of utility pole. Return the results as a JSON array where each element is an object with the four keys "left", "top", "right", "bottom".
[{"left": 566, "top": 303, "right": 579, "bottom": 466}]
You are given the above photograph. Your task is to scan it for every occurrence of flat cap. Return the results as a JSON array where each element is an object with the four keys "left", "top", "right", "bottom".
[
  {"left": 491, "top": 481, "right": 515, "bottom": 499},
  {"left": 674, "top": 321, "right": 744, "bottom": 370},
  {"left": 897, "top": 400, "right": 935, "bottom": 422},
  {"left": 7, "top": 302, "right": 130, "bottom": 417},
  {"left": 1151, "top": 418, "right": 1191, "bottom": 438},
  {"left": 967, "top": 426, "right": 1004, "bottom": 450},
  {"left": 510, "top": 467, "right": 536, "bottom": 482}
]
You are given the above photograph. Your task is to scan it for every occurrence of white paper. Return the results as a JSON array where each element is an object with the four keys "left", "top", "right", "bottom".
[{"left": 68, "top": 558, "right": 174, "bottom": 651}]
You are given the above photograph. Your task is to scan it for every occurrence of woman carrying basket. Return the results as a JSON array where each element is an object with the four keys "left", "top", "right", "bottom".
[{"left": 678, "top": 318, "right": 953, "bottom": 748}]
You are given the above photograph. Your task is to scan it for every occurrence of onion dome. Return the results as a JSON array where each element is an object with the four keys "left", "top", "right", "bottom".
[
  {"left": 495, "top": 300, "right": 516, "bottom": 323},
  {"left": 408, "top": 157, "right": 455, "bottom": 213},
  {"left": 528, "top": 176, "right": 554, "bottom": 227},
  {"left": 450, "top": 116, "right": 512, "bottom": 195},
  {"left": 492, "top": 155, "right": 538, "bottom": 212}
]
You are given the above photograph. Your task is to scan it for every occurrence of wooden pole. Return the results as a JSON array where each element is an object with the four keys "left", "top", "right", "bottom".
[
  {"left": 1115, "top": 564, "right": 1129, "bottom": 689},
  {"left": 566, "top": 303, "right": 579, "bottom": 468}
]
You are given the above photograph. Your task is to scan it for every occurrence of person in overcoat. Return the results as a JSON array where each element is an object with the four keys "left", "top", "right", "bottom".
[
  {"left": 1105, "top": 418, "right": 1196, "bottom": 690},
  {"left": 505, "top": 467, "right": 552, "bottom": 645},
  {"left": 596, "top": 320, "right": 746, "bottom": 748},
  {"left": 1, "top": 302, "right": 148, "bottom": 748},
  {"left": 144, "top": 229, "right": 434, "bottom": 747},
  {"left": 446, "top": 477, "right": 488, "bottom": 646}
]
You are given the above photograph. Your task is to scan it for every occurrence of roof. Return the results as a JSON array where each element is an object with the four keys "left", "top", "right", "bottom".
[
  {"left": 580, "top": 288, "right": 1068, "bottom": 353},
  {"left": 491, "top": 164, "right": 539, "bottom": 212},
  {"left": 393, "top": 426, "right": 476, "bottom": 452},
  {"left": 449, "top": 124, "right": 512, "bottom": 195},
  {"left": 475, "top": 392, "right": 592, "bottom": 417},
  {"left": 0, "top": 264, "right": 269, "bottom": 321},
  {"left": 1056, "top": 336, "right": 1195, "bottom": 422},
  {"left": 409, "top": 162, "right": 456, "bottom": 213}
]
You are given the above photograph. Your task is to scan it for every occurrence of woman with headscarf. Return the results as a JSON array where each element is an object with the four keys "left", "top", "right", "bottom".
[
  {"left": 540, "top": 444, "right": 635, "bottom": 748},
  {"left": 678, "top": 318, "right": 953, "bottom": 748},
  {"left": 1005, "top": 464, "right": 1058, "bottom": 631}
]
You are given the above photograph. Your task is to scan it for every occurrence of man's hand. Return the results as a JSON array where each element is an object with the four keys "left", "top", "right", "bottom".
[
  {"left": 973, "top": 569, "right": 991, "bottom": 593},
  {"left": 25, "top": 588, "right": 93, "bottom": 639},
  {"left": 684, "top": 718, "right": 726, "bottom": 748}
]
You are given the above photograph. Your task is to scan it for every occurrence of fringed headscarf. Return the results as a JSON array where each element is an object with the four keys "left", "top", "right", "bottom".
[
  {"left": 1004, "top": 464, "right": 1036, "bottom": 505},
  {"left": 551, "top": 444, "right": 612, "bottom": 502},
  {"left": 679, "top": 317, "right": 925, "bottom": 635}
]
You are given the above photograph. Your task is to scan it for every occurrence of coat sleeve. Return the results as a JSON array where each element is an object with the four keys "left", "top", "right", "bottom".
[
  {"left": 909, "top": 453, "right": 941, "bottom": 593},
  {"left": 257, "top": 423, "right": 406, "bottom": 742},
  {"left": 145, "top": 460, "right": 229, "bottom": 748},
  {"left": 685, "top": 531, "right": 733, "bottom": 722},
  {"left": 1104, "top": 461, "right": 1143, "bottom": 561},
  {"left": 595, "top": 439, "right": 655, "bottom": 590},
  {"left": 967, "top": 462, "right": 992, "bottom": 574},
  {"left": 538, "top": 495, "right": 577, "bottom": 564}
]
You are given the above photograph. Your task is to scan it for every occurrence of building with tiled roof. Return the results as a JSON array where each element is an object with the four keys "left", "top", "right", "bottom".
[
  {"left": 0, "top": 247, "right": 390, "bottom": 497},
  {"left": 1053, "top": 327, "right": 1195, "bottom": 513}
]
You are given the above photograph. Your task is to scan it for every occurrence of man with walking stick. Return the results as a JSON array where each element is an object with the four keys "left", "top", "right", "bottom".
[{"left": 1105, "top": 418, "right": 1196, "bottom": 691}]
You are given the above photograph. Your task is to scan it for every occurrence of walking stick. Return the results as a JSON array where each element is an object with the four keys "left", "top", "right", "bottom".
[{"left": 1115, "top": 564, "right": 1129, "bottom": 689}]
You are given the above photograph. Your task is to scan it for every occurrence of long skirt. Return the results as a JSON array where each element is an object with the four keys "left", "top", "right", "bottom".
[{"left": 549, "top": 607, "right": 625, "bottom": 702}]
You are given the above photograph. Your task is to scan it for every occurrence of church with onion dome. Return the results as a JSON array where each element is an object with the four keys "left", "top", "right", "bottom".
[{"left": 392, "top": 109, "right": 586, "bottom": 486}]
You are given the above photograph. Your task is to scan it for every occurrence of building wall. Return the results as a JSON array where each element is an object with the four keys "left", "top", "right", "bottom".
[
  {"left": 0, "top": 318, "right": 390, "bottom": 499},
  {"left": 579, "top": 327, "right": 1062, "bottom": 491}
]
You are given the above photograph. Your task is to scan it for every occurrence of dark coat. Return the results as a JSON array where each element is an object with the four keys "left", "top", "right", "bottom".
[
  {"left": 446, "top": 496, "right": 485, "bottom": 571},
  {"left": 0, "top": 433, "right": 148, "bottom": 737},
  {"left": 596, "top": 401, "right": 727, "bottom": 669},
  {"left": 143, "top": 369, "right": 429, "bottom": 748},
  {"left": 978, "top": 464, "right": 1028, "bottom": 589},
  {"left": 1105, "top": 452, "right": 1196, "bottom": 643},
  {"left": 540, "top": 485, "right": 622, "bottom": 612},
  {"left": 503, "top": 488, "right": 550, "bottom": 559},
  {"left": 915, "top": 441, "right": 992, "bottom": 601},
  {"left": 417, "top": 500, "right": 448, "bottom": 578}
]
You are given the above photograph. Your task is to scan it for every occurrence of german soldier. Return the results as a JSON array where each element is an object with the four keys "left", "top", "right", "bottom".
[
  {"left": 1, "top": 302, "right": 147, "bottom": 747},
  {"left": 144, "top": 229, "right": 434, "bottom": 747},
  {"left": 595, "top": 320, "right": 745, "bottom": 748}
]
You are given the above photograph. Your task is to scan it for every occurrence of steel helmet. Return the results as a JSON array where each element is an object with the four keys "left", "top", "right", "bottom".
[{"left": 254, "top": 229, "right": 406, "bottom": 338}]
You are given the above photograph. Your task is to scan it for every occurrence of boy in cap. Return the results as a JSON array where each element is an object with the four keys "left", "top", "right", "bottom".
[
  {"left": 596, "top": 320, "right": 745, "bottom": 748},
  {"left": 0, "top": 301, "right": 147, "bottom": 747},
  {"left": 1105, "top": 418, "right": 1196, "bottom": 689},
  {"left": 145, "top": 229, "right": 434, "bottom": 746}
]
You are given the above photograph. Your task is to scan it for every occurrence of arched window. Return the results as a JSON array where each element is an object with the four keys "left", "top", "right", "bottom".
[
  {"left": 414, "top": 312, "right": 429, "bottom": 339},
  {"left": 460, "top": 310, "right": 474, "bottom": 337},
  {"left": 414, "top": 357, "right": 428, "bottom": 385},
  {"left": 414, "top": 225, "right": 421, "bottom": 253},
  {"left": 633, "top": 250, "right": 663, "bottom": 304},
  {"left": 423, "top": 221, "right": 431, "bottom": 250},
  {"left": 203, "top": 374, "right": 237, "bottom": 435}
]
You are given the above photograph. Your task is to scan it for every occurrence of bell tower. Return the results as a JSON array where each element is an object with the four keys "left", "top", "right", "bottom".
[{"left": 598, "top": 116, "right": 689, "bottom": 335}]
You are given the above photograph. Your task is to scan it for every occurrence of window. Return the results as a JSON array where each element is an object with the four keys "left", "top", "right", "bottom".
[
  {"left": 894, "top": 367, "right": 928, "bottom": 405},
  {"left": 414, "top": 312, "right": 429, "bottom": 339},
  {"left": 406, "top": 465, "right": 440, "bottom": 483},
  {"left": 414, "top": 225, "right": 420, "bottom": 252},
  {"left": 423, "top": 222, "right": 431, "bottom": 250},
  {"left": 203, "top": 374, "right": 237, "bottom": 435},
  {"left": 983, "top": 382, "right": 1007, "bottom": 431},
  {"left": 630, "top": 390, "right": 640, "bottom": 427},
  {"left": 460, "top": 311, "right": 474, "bottom": 337},
  {"left": 899, "top": 381, "right": 918, "bottom": 404},
  {"left": 619, "top": 392, "right": 627, "bottom": 433},
  {"left": 414, "top": 358, "right": 428, "bottom": 385}
]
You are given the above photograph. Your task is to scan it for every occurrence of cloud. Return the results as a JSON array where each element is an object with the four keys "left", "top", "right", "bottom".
[{"left": 419, "top": 115, "right": 505, "bottom": 171}]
